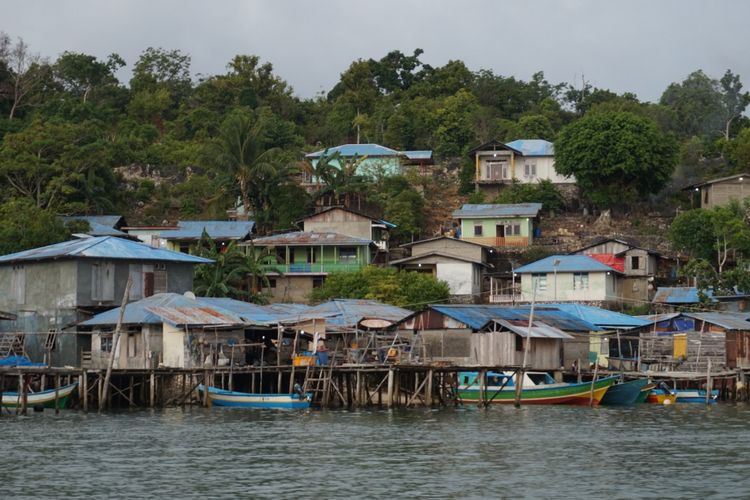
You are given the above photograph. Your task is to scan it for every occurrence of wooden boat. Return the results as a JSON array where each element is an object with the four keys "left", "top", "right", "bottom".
[
  {"left": 457, "top": 371, "right": 618, "bottom": 406},
  {"left": 674, "top": 389, "right": 719, "bottom": 404},
  {"left": 646, "top": 388, "right": 677, "bottom": 404},
  {"left": 1, "top": 382, "right": 78, "bottom": 409},
  {"left": 600, "top": 378, "right": 651, "bottom": 405},
  {"left": 198, "top": 385, "right": 312, "bottom": 409},
  {"left": 635, "top": 383, "right": 656, "bottom": 404}
]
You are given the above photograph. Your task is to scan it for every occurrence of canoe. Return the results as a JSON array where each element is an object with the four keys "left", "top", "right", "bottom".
[
  {"left": 457, "top": 371, "right": 618, "bottom": 406},
  {"left": 601, "top": 378, "right": 651, "bottom": 405},
  {"left": 198, "top": 385, "right": 312, "bottom": 409},
  {"left": 674, "top": 389, "right": 719, "bottom": 404},
  {"left": 646, "top": 388, "right": 677, "bottom": 404},
  {"left": 635, "top": 383, "right": 656, "bottom": 404},
  {"left": 1, "top": 382, "right": 78, "bottom": 409}
]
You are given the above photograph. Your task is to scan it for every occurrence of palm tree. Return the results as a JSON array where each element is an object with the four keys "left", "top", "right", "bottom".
[
  {"left": 215, "top": 109, "right": 279, "bottom": 223},
  {"left": 192, "top": 232, "right": 250, "bottom": 299},
  {"left": 244, "top": 243, "right": 285, "bottom": 304}
]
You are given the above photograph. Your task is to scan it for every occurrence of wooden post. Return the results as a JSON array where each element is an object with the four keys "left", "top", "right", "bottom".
[
  {"left": 387, "top": 368, "right": 394, "bottom": 408},
  {"left": 19, "top": 374, "right": 27, "bottom": 416},
  {"left": 203, "top": 370, "right": 210, "bottom": 407},
  {"left": 479, "top": 369, "right": 487, "bottom": 407},
  {"left": 706, "top": 358, "right": 712, "bottom": 405},
  {"left": 576, "top": 359, "right": 582, "bottom": 383},
  {"left": 101, "top": 277, "right": 133, "bottom": 412},
  {"left": 276, "top": 325, "right": 283, "bottom": 392},
  {"left": 54, "top": 375, "right": 60, "bottom": 414},
  {"left": 82, "top": 371, "right": 88, "bottom": 411},
  {"left": 251, "top": 371, "right": 256, "bottom": 393},
  {"left": 355, "top": 371, "right": 362, "bottom": 408},
  {"left": 426, "top": 369, "right": 434, "bottom": 407},
  {"left": 129, "top": 376, "right": 135, "bottom": 408},
  {"left": 149, "top": 370, "right": 155, "bottom": 408}
]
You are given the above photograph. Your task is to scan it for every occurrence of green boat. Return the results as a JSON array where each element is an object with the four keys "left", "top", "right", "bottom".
[
  {"left": 1, "top": 382, "right": 78, "bottom": 410},
  {"left": 458, "top": 371, "right": 618, "bottom": 405}
]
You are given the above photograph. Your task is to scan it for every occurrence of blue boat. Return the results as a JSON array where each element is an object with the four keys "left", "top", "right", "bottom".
[
  {"left": 600, "top": 378, "right": 651, "bottom": 405},
  {"left": 197, "top": 385, "right": 312, "bottom": 409},
  {"left": 674, "top": 389, "right": 719, "bottom": 404}
]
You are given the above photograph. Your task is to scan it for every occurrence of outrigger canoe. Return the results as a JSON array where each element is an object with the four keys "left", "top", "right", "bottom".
[
  {"left": 457, "top": 371, "right": 618, "bottom": 406},
  {"left": 198, "top": 385, "right": 312, "bottom": 409},
  {"left": 1, "top": 382, "right": 78, "bottom": 409}
]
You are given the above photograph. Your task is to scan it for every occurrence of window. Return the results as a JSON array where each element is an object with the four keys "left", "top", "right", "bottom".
[
  {"left": 532, "top": 273, "right": 547, "bottom": 291},
  {"left": 100, "top": 334, "right": 113, "bottom": 353},
  {"left": 307, "top": 247, "right": 317, "bottom": 264},
  {"left": 573, "top": 272, "right": 589, "bottom": 290},
  {"left": 524, "top": 163, "right": 537, "bottom": 178},
  {"left": 154, "top": 263, "right": 167, "bottom": 293},
  {"left": 502, "top": 164, "right": 510, "bottom": 179},
  {"left": 267, "top": 278, "right": 277, "bottom": 289},
  {"left": 474, "top": 225, "right": 483, "bottom": 236},
  {"left": 313, "top": 277, "right": 325, "bottom": 289},
  {"left": 485, "top": 161, "right": 506, "bottom": 180},
  {"left": 630, "top": 256, "right": 640, "bottom": 270},
  {"left": 127, "top": 333, "right": 138, "bottom": 358},
  {"left": 515, "top": 334, "right": 524, "bottom": 352},
  {"left": 506, "top": 224, "right": 521, "bottom": 236},
  {"left": 339, "top": 247, "right": 357, "bottom": 262}
]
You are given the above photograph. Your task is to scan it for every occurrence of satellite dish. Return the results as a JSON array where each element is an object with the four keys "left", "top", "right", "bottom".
[{"left": 184, "top": 291, "right": 196, "bottom": 300}]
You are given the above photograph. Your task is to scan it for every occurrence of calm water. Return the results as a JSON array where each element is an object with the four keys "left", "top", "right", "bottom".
[{"left": 2, "top": 404, "right": 749, "bottom": 499}]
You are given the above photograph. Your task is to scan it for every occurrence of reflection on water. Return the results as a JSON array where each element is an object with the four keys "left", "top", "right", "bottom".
[{"left": 2, "top": 404, "right": 749, "bottom": 499}]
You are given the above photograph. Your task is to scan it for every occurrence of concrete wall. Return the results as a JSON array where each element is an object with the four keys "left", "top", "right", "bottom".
[
  {"left": 475, "top": 151, "right": 574, "bottom": 184},
  {"left": 302, "top": 208, "right": 373, "bottom": 240},
  {"left": 701, "top": 180, "right": 750, "bottom": 209},
  {"left": 265, "top": 275, "right": 317, "bottom": 303},
  {"left": 519, "top": 271, "right": 620, "bottom": 302},
  {"left": 436, "top": 262, "right": 481, "bottom": 296}
]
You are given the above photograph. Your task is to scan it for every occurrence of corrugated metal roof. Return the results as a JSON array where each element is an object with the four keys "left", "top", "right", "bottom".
[
  {"left": 653, "top": 287, "right": 715, "bottom": 304},
  {"left": 533, "top": 304, "right": 651, "bottom": 329},
  {"left": 513, "top": 255, "right": 620, "bottom": 274},
  {"left": 250, "top": 231, "right": 373, "bottom": 246},
  {"left": 0, "top": 236, "right": 213, "bottom": 264},
  {"left": 299, "top": 207, "right": 397, "bottom": 229},
  {"left": 305, "top": 144, "right": 402, "bottom": 158},
  {"left": 635, "top": 313, "right": 682, "bottom": 324},
  {"left": 60, "top": 215, "right": 124, "bottom": 228},
  {"left": 389, "top": 251, "right": 485, "bottom": 266},
  {"left": 79, "top": 293, "right": 226, "bottom": 326},
  {"left": 505, "top": 139, "right": 554, "bottom": 156},
  {"left": 491, "top": 318, "right": 573, "bottom": 339},
  {"left": 198, "top": 298, "right": 307, "bottom": 325},
  {"left": 452, "top": 203, "right": 542, "bottom": 219},
  {"left": 683, "top": 312, "right": 750, "bottom": 331},
  {"left": 428, "top": 304, "right": 599, "bottom": 332},
  {"left": 690, "top": 173, "right": 750, "bottom": 188},
  {"left": 300, "top": 299, "right": 412, "bottom": 330},
  {"left": 159, "top": 220, "right": 255, "bottom": 240},
  {"left": 147, "top": 306, "right": 244, "bottom": 327}
]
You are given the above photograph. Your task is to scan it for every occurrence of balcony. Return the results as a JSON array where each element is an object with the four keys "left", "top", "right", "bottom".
[
  {"left": 462, "top": 236, "right": 529, "bottom": 248},
  {"left": 262, "top": 262, "right": 364, "bottom": 274}
]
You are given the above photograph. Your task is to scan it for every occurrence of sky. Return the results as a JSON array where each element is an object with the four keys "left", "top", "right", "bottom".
[{"left": 4, "top": 0, "right": 750, "bottom": 102}]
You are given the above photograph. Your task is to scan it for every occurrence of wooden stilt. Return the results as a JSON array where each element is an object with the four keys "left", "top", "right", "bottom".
[
  {"left": 129, "top": 376, "right": 134, "bottom": 408},
  {"left": 19, "top": 374, "right": 27, "bottom": 415},
  {"left": 82, "top": 371, "right": 88, "bottom": 411},
  {"left": 387, "top": 369, "right": 394, "bottom": 408},
  {"left": 426, "top": 369, "right": 434, "bottom": 407},
  {"left": 54, "top": 375, "right": 60, "bottom": 414},
  {"left": 149, "top": 370, "right": 155, "bottom": 408}
]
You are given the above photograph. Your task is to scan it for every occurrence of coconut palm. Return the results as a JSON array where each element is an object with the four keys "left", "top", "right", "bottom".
[{"left": 192, "top": 231, "right": 250, "bottom": 299}]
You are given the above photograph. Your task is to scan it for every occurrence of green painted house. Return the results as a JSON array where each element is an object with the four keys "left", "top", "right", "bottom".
[
  {"left": 243, "top": 231, "right": 373, "bottom": 303},
  {"left": 452, "top": 203, "right": 541, "bottom": 248}
]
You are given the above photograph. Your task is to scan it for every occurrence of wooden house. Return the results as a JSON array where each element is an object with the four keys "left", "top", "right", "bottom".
[
  {"left": 686, "top": 173, "right": 750, "bottom": 209},
  {"left": 452, "top": 203, "right": 541, "bottom": 248},
  {"left": 298, "top": 206, "right": 395, "bottom": 253}
]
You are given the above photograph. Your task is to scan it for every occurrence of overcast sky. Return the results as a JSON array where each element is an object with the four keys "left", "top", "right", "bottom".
[{"left": 5, "top": 0, "right": 750, "bottom": 102}]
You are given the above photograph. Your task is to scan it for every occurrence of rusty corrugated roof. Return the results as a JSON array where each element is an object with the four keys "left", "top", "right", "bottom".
[{"left": 147, "top": 306, "right": 243, "bottom": 327}]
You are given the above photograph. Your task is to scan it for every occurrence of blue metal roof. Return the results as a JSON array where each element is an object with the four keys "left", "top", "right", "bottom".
[
  {"left": 531, "top": 304, "right": 650, "bottom": 329},
  {"left": 505, "top": 139, "right": 554, "bottom": 156},
  {"left": 652, "top": 287, "right": 715, "bottom": 304},
  {"left": 428, "top": 304, "right": 599, "bottom": 332},
  {"left": 0, "top": 236, "right": 213, "bottom": 264},
  {"left": 513, "top": 255, "right": 619, "bottom": 274},
  {"left": 452, "top": 203, "right": 542, "bottom": 219},
  {"left": 682, "top": 312, "right": 750, "bottom": 330},
  {"left": 159, "top": 220, "right": 255, "bottom": 241},
  {"left": 306, "top": 144, "right": 402, "bottom": 159},
  {"left": 60, "top": 215, "right": 129, "bottom": 237}
]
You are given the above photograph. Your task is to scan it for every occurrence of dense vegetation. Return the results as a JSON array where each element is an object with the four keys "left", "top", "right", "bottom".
[{"left": 2, "top": 32, "right": 750, "bottom": 292}]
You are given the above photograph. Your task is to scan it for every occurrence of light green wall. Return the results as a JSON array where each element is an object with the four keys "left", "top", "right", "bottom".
[{"left": 460, "top": 217, "right": 532, "bottom": 240}]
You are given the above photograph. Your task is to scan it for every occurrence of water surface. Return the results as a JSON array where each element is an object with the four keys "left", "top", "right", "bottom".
[{"left": 2, "top": 404, "right": 748, "bottom": 499}]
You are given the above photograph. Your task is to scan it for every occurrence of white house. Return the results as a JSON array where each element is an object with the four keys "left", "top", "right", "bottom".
[
  {"left": 468, "top": 139, "right": 575, "bottom": 198},
  {"left": 510, "top": 255, "right": 623, "bottom": 304}
]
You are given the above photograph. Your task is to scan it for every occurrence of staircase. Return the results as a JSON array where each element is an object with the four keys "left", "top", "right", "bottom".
[{"left": 0, "top": 333, "right": 25, "bottom": 357}]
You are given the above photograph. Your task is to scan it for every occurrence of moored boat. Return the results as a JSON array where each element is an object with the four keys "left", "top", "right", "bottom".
[
  {"left": 600, "top": 378, "right": 651, "bottom": 405},
  {"left": 198, "top": 385, "right": 312, "bottom": 409},
  {"left": 646, "top": 388, "right": 677, "bottom": 404},
  {"left": 674, "top": 389, "right": 719, "bottom": 404},
  {"left": 635, "top": 383, "right": 656, "bottom": 404},
  {"left": 457, "top": 371, "right": 618, "bottom": 406},
  {"left": 1, "top": 382, "right": 78, "bottom": 409}
]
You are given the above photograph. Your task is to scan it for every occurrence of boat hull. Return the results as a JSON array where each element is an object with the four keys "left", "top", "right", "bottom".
[
  {"left": 1, "top": 382, "right": 78, "bottom": 409},
  {"left": 675, "top": 389, "right": 719, "bottom": 404},
  {"left": 646, "top": 389, "right": 677, "bottom": 404},
  {"left": 601, "top": 378, "right": 651, "bottom": 405},
  {"left": 635, "top": 384, "right": 656, "bottom": 404},
  {"left": 198, "top": 385, "right": 311, "bottom": 409},
  {"left": 458, "top": 376, "right": 617, "bottom": 405}
]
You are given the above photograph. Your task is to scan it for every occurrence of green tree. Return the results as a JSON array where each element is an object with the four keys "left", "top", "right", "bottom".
[
  {"left": 434, "top": 89, "right": 478, "bottom": 158},
  {"left": 54, "top": 51, "right": 124, "bottom": 104},
  {"left": 192, "top": 233, "right": 249, "bottom": 299},
  {"left": 311, "top": 266, "right": 449, "bottom": 310},
  {"left": 0, "top": 199, "right": 75, "bottom": 255},
  {"left": 494, "top": 179, "right": 565, "bottom": 212},
  {"left": 669, "top": 209, "right": 716, "bottom": 262},
  {"left": 554, "top": 111, "right": 678, "bottom": 207}
]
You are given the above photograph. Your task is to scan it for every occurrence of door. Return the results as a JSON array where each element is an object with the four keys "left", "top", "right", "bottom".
[{"left": 495, "top": 225, "right": 505, "bottom": 237}]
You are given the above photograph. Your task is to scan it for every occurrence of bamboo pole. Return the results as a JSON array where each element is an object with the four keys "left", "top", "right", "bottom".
[
  {"left": 100, "top": 277, "right": 133, "bottom": 413},
  {"left": 589, "top": 363, "right": 599, "bottom": 406},
  {"left": 706, "top": 358, "right": 712, "bottom": 405}
]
